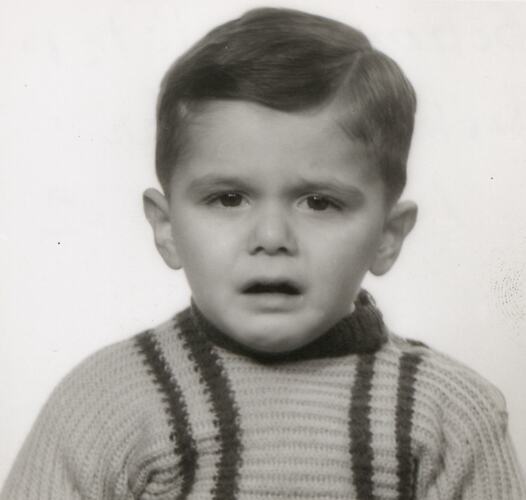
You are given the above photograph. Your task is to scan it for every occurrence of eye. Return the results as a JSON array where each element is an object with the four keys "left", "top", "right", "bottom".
[
  {"left": 207, "top": 192, "right": 246, "bottom": 208},
  {"left": 300, "top": 194, "right": 340, "bottom": 211}
]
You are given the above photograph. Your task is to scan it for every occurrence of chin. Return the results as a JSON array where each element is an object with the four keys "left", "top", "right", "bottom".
[{"left": 238, "top": 323, "right": 319, "bottom": 354}]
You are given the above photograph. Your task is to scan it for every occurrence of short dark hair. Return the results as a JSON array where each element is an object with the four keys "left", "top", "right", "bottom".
[{"left": 156, "top": 7, "right": 417, "bottom": 202}]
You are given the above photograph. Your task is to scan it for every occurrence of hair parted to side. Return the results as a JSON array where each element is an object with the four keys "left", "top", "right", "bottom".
[{"left": 156, "top": 7, "right": 417, "bottom": 202}]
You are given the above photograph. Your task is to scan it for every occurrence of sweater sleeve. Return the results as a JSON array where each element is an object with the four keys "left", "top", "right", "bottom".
[
  {"left": 0, "top": 338, "right": 171, "bottom": 500},
  {"left": 417, "top": 360, "right": 526, "bottom": 500}
]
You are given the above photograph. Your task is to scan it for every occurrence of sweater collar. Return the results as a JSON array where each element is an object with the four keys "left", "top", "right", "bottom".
[{"left": 185, "top": 290, "right": 387, "bottom": 363}]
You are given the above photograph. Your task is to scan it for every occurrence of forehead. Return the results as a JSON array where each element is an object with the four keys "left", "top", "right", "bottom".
[{"left": 175, "top": 100, "right": 379, "bottom": 186}]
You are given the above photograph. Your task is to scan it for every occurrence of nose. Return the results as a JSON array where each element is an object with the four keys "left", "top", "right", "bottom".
[{"left": 247, "top": 205, "right": 298, "bottom": 256}]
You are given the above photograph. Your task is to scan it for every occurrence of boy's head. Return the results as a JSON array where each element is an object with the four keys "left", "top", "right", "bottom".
[
  {"left": 144, "top": 8, "right": 418, "bottom": 354},
  {"left": 155, "top": 7, "right": 416, "bottom": 204}
]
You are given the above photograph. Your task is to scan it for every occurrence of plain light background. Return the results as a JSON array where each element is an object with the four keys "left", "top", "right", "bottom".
[{"left": 1, "top": 0, "right": 525, "bottom": 487}]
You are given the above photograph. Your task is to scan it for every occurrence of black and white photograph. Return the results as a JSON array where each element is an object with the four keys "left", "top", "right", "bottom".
[{"left": 1, "top": 1, "right": 525, "bottom": 498}]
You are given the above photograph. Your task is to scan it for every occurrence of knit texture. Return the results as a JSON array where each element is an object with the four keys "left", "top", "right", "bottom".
[{"left": 2, "top": 292, "right": 525, "bottom": 499}]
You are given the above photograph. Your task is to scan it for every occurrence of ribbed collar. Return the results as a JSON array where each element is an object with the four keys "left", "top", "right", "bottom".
[{"left": 183, "top": 290, "right": 387, "bottom": 363}]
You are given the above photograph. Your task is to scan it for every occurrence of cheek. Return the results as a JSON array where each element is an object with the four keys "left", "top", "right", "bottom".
[
  {"left": 172, "top": 218, "right": 237, "bottom": 274},
  {"left": 307, "top": 221, "right": 382, "bottom": 270},
  {"left": 320, "top": 249, "right": 369, "bottom": 290},
  {"left": 315, "top": 245, "right": 376, "bottom": 307}
]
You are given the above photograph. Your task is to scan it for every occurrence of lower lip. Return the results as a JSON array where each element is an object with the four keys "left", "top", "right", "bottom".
[{"left": 242, "top": 293, "right": 302, "bottom": 310}]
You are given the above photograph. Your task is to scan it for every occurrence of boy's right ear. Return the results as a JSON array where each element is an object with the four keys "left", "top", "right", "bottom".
[{"left": 142, "top": 188, "right": 182, "bottom": 270}]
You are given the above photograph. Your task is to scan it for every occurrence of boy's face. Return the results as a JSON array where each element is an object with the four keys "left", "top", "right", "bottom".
[{"left": 145, "top": 101, "right": 416, "bottom": 353}]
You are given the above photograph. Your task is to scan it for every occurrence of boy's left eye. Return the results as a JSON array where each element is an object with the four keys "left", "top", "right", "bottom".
[
  {"left": 219, "top": 193, "right": 243, "bottom": 207},
  {"left": 299, "top": 195, "right": 340, "bottom": 211}
]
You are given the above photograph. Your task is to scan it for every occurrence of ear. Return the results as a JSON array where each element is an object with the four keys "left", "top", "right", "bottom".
[
  {"left": 143, "top": 188, "right": 182, "bottom": 270},
  {"left": 369, "top": 200, "right": 418, "bottom": 276}
]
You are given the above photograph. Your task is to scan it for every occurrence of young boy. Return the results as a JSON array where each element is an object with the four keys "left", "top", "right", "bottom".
[{"left": 2, "top": 7, "right": 524, "bottom": 500}]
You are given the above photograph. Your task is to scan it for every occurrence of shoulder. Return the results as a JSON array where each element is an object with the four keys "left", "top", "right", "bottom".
[
  {"left": 378, "top": 337, "right": 526, "bottom": 498},
  {"left": 382, "top": 332, "right": 508, "bottom": 451},
  {"left": 2, "top": 317, "right": 183, "bottom": 498},
  {"left": 35, "top": 317, "right": 175, "bottom": 432},
  {"left": 43, "top": 317, "right": 181, "bottom": 477},
  {"left": 386, "top": 332, "right": 506, "bottom": 414},
  {"left": 56, "top": 316, "right": 178, "bottom": 393},
  {"left": 31, "top": 314, "right": 185, "bottom": 449}
]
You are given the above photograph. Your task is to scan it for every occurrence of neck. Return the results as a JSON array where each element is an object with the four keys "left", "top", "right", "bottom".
[{"left": 185, "top": 290, "right": 387, "bottom": 363}]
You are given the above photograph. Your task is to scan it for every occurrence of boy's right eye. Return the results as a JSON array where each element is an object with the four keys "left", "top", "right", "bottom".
[{"left": 208, "top": 192, "right": 246, "bottom": 208}]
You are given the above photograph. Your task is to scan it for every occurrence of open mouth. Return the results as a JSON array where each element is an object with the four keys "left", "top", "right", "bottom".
[{"left": 243, "top": 281, "right": 302, "bottom": 296}]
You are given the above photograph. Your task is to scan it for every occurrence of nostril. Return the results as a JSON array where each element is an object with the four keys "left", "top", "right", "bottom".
[{"left": 252, "top": 244, "right": 291, "bottom": 256}]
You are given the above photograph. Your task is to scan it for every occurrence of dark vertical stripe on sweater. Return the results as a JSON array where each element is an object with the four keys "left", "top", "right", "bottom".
[
  {"left": 135, "top": 330, "right": 198, "bottom": 499},
  {"left": 349, "top": 353, "right": 376, "bottom": 499},
  {"left": 177, "top": 310, "right": 243, "bottom": 500},
  {"left": 395, "top": 352, "right": 423, "bottom": 500}
]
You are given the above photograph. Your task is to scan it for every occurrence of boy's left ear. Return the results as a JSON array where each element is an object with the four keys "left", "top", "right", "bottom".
[{"left": 369, "top": 201, "right": 418, "bottom": 276}]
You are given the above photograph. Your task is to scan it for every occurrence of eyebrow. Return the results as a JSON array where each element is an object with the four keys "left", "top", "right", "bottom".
[
  {"left": 187, "top": 174, "right": 253, "bottom": 193},
  {"left": 186, "top": 173, "right": 365, "bottom": 201}
]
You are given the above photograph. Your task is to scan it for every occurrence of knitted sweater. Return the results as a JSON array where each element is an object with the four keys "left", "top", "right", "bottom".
[{"left": 1, "top": 292, "right": 525, "bottom": 500}]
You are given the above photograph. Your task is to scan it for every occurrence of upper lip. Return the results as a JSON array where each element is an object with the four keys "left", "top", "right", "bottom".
[{"left": 241, "top": 278, "right": 304, "bottom": 295}]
